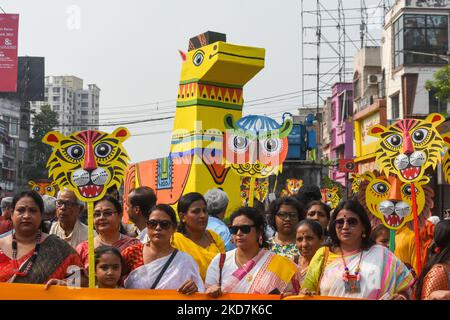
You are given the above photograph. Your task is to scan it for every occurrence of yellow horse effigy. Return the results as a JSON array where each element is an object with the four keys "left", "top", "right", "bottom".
[{"left": 124, "top": 31, "right": 293, "bottom": 217}]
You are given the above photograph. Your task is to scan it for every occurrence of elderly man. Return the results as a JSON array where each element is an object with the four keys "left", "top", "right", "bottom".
[
  {"left": 204, "top": 188, "right": 235, "bottom": 251},
  {"left": 0, "top": 197, "right": 13, "bottom": 236},
  {"left": 50, "top": 188, "right": 88, "bottom": 248},
  {"left": 126, "top": 186, "right": 157, "bottom": 243}
]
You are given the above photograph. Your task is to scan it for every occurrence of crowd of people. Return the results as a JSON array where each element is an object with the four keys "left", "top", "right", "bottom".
[{"left": 0, "top": 184, "right": 449, "bottom": 300}]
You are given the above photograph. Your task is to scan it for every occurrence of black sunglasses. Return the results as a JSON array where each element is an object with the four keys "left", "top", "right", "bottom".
[
  {"left": 146, "top": 219, "right": 173, "bottom": 230},
  {"left": 334, "top": 217, "right": 359, "bottom": 228},
  {"left": 229, "top": 225, "right": 255, "bottom": 235}
]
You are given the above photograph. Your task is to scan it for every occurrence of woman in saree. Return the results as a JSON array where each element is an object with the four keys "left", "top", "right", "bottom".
[
  {"left": 415, "top": 219, "right": 450, "bottom": 300},
  {"left": 294, "top": 219, "right": 323, "bottom": 285},
  {"left": 301, "top": 200, "right": 414, "bottom": 299},
  {"left": 76, "top": 195, "right": 139, "bottom": 269},
  {"left": 172, "top": 192, "right": 225, "bottom": 280},
  {"left": 205, "top": 207, "right": 300, "bottom": 297},
  {"left": 0, "top": 191, "right": 83, "bottom": 284},
  {"left": 121, "top": 204, "right": 202, "bottom": 294}
]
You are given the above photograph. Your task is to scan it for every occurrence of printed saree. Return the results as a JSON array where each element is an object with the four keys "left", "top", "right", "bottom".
[
  {"left": 206, "top": 249, "right": 300, "bottom": 295},
  {"left": 302, "top": 245, "right": 414, "bottom": 299},
  {"left": 0, "top": 235, "right": 83, "bottom": 284}
]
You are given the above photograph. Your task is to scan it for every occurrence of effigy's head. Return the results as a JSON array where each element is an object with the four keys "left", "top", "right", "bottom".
[
  {"left": 43, "top": 127, "right": 130, "bottom": 202},
  {"left": 368, "top": 113, "right": 445, "bottom": 183},
  {"left": 223, "top": 114, "right": 292, "bottom": 178},
  {"left": 179, "top": 31, "right": 265, "bottom": 87},
  {"left": 359, "top": 171, "right": 430, "bottom": 230}
]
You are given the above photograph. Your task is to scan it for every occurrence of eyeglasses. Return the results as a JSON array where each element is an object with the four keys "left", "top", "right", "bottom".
[
  {"left": 146, "top": 219, "right": 173, "bottom": 230},
  {"left": 93, "top": 210, "right": 116, "bottom": 218},
  {"left": 56, "top": 200, "right": 78, "bottom": 208},
  {"left": 335, "top": 217, "right": 360, "bottom": 229},
  {"left": 276, "top": 211, "right": 298, "bottom": 220},
  {"left": 229, "top": 225, "right": 255, "bottom": 235}
]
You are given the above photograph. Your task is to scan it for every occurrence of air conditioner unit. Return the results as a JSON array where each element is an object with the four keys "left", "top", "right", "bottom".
[{"left": 367, "top": 74, "right": 382, "bottom": 85}]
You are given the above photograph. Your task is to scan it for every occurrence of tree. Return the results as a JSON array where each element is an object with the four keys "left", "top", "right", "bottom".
[
  {"left": 425, "top": 65, "right": 450, "bottom": 105},
  {"left": 26, "top": 105, "right": 59, "bottom": 180}
]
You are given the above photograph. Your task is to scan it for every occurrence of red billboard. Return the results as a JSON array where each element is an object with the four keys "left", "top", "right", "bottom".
[{"left": 0, "top": 14, "right": 19, "bottom": 92}]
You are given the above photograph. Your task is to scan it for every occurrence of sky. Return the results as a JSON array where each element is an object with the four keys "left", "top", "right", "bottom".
[{"left": 1, "top": 0, "right": 384, "bottom": 162}]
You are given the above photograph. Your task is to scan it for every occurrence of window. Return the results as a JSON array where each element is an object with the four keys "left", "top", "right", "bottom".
[
  {"left": 81, "top": 111, "right": 88, "bottom": 115},
  {"left": 331, "top": 102, "right": 336, "bottom": 120},
  {"left": 429, "top": 89, "right": 448, "bottom": 114},
  {"left": 53, "top": 87, "right": 60, "bottom": 93},
  {"left": 391, "top": 94, "right": 400, "bottom": 119},
  {"left": 53, "top": 96, "right": 59, "bottom": 102},
  {"left": 81, "top": 94, "right": 89, "bottom": 99},
  {"left": 395, "top": 14, "right": 448, "bottom": 67},
  {"left": 53, "top": 105, "right": 60, "bottom": 111},
  {"left": 81, "top": 102, "right": 88, "bottom": 108}
]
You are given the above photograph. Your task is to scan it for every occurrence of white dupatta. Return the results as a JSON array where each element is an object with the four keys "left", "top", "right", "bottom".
[{"left": 124, "top": 251, "right": 205, "bottom": 292}]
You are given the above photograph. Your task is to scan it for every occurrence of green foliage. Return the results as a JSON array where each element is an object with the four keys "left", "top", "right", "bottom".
[
  {"left": 425, "top": 65, "right": 450, "bottom": 104},
  {"left": 26, "top": 105, "right": 59, "bottom": 180}
]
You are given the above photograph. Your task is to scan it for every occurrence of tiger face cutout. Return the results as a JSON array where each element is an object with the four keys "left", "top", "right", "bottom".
[
  {"left": 43, "top": 128, "right": 130, "bottom": 202},
  {"left": 368, "top": 113, "right": 445, "bottom": 183},
  {"left": 350, "top": 173, "right": 364, "bottom": 195},
  {"left": 321, "top": 187, "right": 340, "bottom": 209},
  {"left": 281, "top": 179, "right": 303, "bottom": 196},
  {"left": 28, "top": 180, "right": 58, "bottom": 197},
  {"left": 240, "top": 177, "right": 269, "bottom": 205},
  {"left": 361, "top": 172, "right": 429, "bottom": 230},
  {"left": 443, "top": 133, "right": 450, "bottom": 184}
]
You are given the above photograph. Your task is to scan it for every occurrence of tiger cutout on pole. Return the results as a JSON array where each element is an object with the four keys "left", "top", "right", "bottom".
[
  {"left": 43, "top": 127, "right": 131, "bottom": 288},
  {"left": 368, "top": 113, "right": 445, "bottom": 275}
]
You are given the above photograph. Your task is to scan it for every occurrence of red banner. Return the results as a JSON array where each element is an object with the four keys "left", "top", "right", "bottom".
[{"left": 0, "top": 14, "right": 19, "bottom": 92}]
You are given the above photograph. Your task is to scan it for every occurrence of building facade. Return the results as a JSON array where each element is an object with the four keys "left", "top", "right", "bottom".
[
  {"left": 382, "top": 0, "right": 449, "bottom": 120},
  {"left": 329, "top": 83, "right": 353, "bottom": 187},
  {"left": 31, "top": 76, "right": 100, "bottom": 136},
  {"left": 353, "top": 46, "right": 387, "bottom": 173}
]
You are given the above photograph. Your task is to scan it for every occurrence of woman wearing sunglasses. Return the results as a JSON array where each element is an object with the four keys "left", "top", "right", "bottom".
[
  {"left": 121, "top": 204, "right": 203, "bottom": 294},
  {"left": 301, "top": 200, "right": 414, "bottom": 299},
  {"left": 205, "top": 207, "right": 300, "bottom": 297},
  {"left": 171, "top": 192, "right": 225, "bottom": 280},
  {"left": 267, "top": 197, "right": 305, "bottom": 259},
  {"left": 76, "top": 195, "right": 139, "bottom": 269}
]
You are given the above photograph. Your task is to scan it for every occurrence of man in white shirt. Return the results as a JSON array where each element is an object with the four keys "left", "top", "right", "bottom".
[
  {"left": 50, "top": 188, "right": 88, "bottom": 248},
  {"left": 126, "top": 186, "right": 157, "bottom": 243}
]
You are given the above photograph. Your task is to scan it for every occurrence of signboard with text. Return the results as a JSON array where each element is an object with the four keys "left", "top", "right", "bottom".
[{"left": 0, "top": 14, "right": 19, "bottom": 92}]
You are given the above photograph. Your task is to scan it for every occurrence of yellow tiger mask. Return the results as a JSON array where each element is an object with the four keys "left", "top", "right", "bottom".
[
  {"left": 358, "top": 171, "right": 432, "bottom": 230},
  {"left": 368, "top": 113, "right": 445, "bottom": 183},
  {"left": 350, "top": 173, "right": 364, "bottom": 195},
  {"left": 42, "top": 127, "right": 130, "bottom": 202},
  {"left": 443, "top": 133, "right": 450, "bottom": 184},
  {"left": 281, "top": 179, "right": 303, "bottom": 196},
  {"left": 240, "top": 177, "right": 269, "bottom": 205},
  {"left": 321, "top": 187, "right": 340, "bottom": 209},
  {"left": 28, "top": 180, "right": 58, "bottom": 197}
]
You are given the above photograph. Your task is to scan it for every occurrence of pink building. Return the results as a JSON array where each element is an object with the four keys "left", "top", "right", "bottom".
[{"left": 329, "top": 82, "right": 353, "bottom": 187}]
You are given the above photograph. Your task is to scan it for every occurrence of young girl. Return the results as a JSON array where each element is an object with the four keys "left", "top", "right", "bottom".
[
  {"left": 370, "top": 224, "right": 390, "bottom": 248},
  {"left": 95, "top": 246, "right": 123, "bottom": 289}
]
